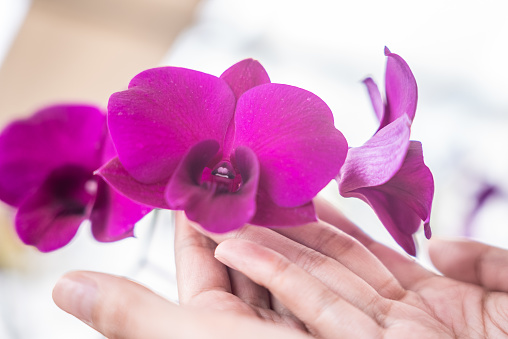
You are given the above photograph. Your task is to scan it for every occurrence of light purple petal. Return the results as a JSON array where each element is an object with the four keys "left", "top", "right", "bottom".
[
  {"left": 347, "top": 188, "right": 420, "bottom": 256},
  {"left": 0, "top": 104, "right": 105, "bottom": 207},
  {"left": 220, "top": 59, "right": 271, "bottom": 99},
  {"left": 165, "top": 140, "right": 259, "bottom": 233},
  {"left": 89, "top": 179, "right": 152, "bottom": 242},
  {"left": 249, "top": 185, "right": 317, "bottom": 227},
  {"left": 373, "top": 141, "right": 434, "bottom": 231},
  {"left": 339, "top": 115, "right": 411, "bottom": 193},
  {"left": 233, "top": 83, "right": 348, "bottom": 207},
  {"left": 108, "top": 67, "right": 236, "bottom": 184},
  {"left": 15, "top": 165, "right": 95, "bottom": 252},
  {"left": 381, "top": 47, "right": 418, "bottom": 129},
  {"left": 363, "top": 77, "right": 384, "bottom": 123},
  {"left": 341, "top": 141, "right": 434, "bottom": 256},
  {"left": 96, "top": 157, "right": 169, "bottom": 209}
]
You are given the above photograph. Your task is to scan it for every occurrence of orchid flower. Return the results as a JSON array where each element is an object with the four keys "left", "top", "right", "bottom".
[
  {"left": 0, "top": 105, "right": 151, "bottom": 252},
  {"left": 337, "top": 48, "right": 434, "bottom": 256},
  {"left": 98, "top": 59, "right": 348, "bottom": 233}
]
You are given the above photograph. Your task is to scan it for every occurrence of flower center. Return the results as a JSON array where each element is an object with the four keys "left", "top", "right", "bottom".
[
  {"left": 212, "top": 162, "right": 235, "bottom": 179},
  {"left": 204, "top": 161, "right": 241, "bottom": 194}
]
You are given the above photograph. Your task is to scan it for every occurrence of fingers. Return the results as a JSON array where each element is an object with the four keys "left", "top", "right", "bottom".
[
  {"left": 174, "top": 211, "right": 231, "bottom": 305},
  {"left": 174, "top": 212, "right": 270, "bottom": 313},
  {"left": 228, "top": 268, "right": 271, "bottom": 309},
  {"left": 276, "top": 222, "right": 405, "bottom": 299},
  {"left": 53, "top": 271, "right": 309, "bottom": 339},
  {"left": 195, "top": 219, "right": 396, "bottom": 319},
  {"left": 429, "top": 237, "right": 508, "bottom": 292},
  {"left": 314, "top": 196, "right": 434, "bottom": 289},
  {"left": 215, "top": 239, "right": 383, "bottom": 339}
]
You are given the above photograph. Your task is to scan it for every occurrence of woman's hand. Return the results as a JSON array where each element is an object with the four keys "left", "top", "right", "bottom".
[
  {"left": 53, "top": 198, "right": 508, "bottom": 338},
  {"left": 52, "top": 270, "right": 308, "bottom": 338},
  {"left": 179, "top": 197, "right": 508, "bottom": 338}
]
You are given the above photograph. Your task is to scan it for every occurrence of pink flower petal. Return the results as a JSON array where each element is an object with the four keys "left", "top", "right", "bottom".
[
  {"left": 0, "top": 105, "right": 105, "bottom": 207},
  {"left": 348, "top": 188, "right": 420, "bottom": 256},
  {"left": 220, "top": 58, "right": 271, "bottom": 99},
  {"left": 89, "top": 179, "right": 152, "bottom": 242},
  {"left": 339, "top": 115, "right": 411, "bottom": 193},
  {"left": 381, "top": 47, "right": 418, "bottom": 129},
  {"left": 96, "top": 157, "right": 169, "bottom": 209},
  {"left": 363, "top": 77, "right": 384, "bottom": 123},
  {"left": 374, "top": 141, "right": 434, "bottom": 230},
  {"left": 233, "top": 83, "right": 348, "bottom": 207},
  {"left": 108, "top": 67, "right": 236, "bottom": 184},
  {"left": 341, "top": 141, "right": 434, "bottom": 256},
  {"left": 15, "top": 165, "right": 95, "bottom": 252},
  {"left": 165, "top": 140, "right": 259, "bottom": 233},
  {"left": 249, "top": 185, "right": 317, "bottom": 227}
]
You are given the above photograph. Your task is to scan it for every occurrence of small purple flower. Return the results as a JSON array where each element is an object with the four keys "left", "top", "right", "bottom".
[
  {"left": 99, "top": 59, "right": 348, "bottom": 232},
  {"left": 337, "top": 48, "right": 434, "bottom": 256},
  {"left": 0, "top": 105, "right": 151, "bottom": 252}
]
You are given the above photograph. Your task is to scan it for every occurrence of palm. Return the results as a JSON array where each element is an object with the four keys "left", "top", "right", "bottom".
[
  {"left": 174, "top": 213, "right": 306, "bottom": 332},
  {"left": 175, "top": 200, "right": 508, "bottom": 338},
  {"left": 388, "top": 274, "right": 508, "bottom": 338}
]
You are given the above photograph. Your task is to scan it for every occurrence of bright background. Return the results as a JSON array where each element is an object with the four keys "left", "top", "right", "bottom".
[{"left": 1, "top": 0, "right": 507, "bottom": 338}]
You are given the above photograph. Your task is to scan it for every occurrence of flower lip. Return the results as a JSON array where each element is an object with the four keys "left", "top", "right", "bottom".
[
  {"left": 212, "top": 161, "right": 236, "bottom": 179},
  {"left": 203, "top": 160, "right": 242, "bottom": 194}
]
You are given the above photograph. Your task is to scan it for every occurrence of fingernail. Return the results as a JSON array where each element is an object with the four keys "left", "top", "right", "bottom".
[
  {"left": 215, "top": 248, "right": 240, "bottom": 271},
  {"left": 53, "top": 273, "right": 98, "bottom": 325},
  {"left": 214, "top": 240, "right": 248, "bottom": 271}
]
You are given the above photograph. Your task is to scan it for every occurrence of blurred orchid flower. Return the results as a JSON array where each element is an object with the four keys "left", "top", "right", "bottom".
[
  {"left": 337, "top": 48, "right": 434, "bottom": 256},
  {"left": 0, "top": 105, "right": 151, "bottom": 252},
  {"left": 99, "top": 59, "right": 348, "bottom": 233}
]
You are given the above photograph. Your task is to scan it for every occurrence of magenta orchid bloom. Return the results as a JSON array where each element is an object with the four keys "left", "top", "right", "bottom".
[
  {"left": 99, "top": 59, "right": 348, "bottom": 233},
  {"left": 337, "top": 48, "right": 434, "bottom": 256},
  {"left": 0, "top": 105, "right": 151, "bottom": 252}
]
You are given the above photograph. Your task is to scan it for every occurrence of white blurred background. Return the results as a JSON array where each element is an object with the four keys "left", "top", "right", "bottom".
[{"left": 1, "top": 0, "right": 507, "bottom": 337}]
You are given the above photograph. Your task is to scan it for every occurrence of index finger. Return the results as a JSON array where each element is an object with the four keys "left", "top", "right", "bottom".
[{"left": 174, "top": 211, "right": 231, "bottom": 304}]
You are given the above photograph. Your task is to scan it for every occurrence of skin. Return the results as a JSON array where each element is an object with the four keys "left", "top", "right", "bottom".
[{"left": 53, "top": 197, "right": 508, "bottom": 338}]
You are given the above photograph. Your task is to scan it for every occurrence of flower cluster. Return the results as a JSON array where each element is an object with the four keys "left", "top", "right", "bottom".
[
  {"left": 0, "top": 49, "right": 433, "bottom": 255},
  {"left": 98, "top": 59, "right": 348, "bottom": 232},
  {"left": 337, "top": 47, "right": 434, "bottom": 255},
  {"left": 0, "top": 105, "right": 150, "bottom": 252}
]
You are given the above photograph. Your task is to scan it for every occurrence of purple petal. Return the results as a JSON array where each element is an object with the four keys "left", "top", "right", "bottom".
[
  {"left": 108, "top": 67, "right": 236, "bottom": 184},
  {"left": 249, "top": 185, "right": 317, "bottom": 226},
  {"left": 233, "top": 83, "right": 348, "bottom": 207},
  {"left": 100, "top": 131, "right": 118, "bottom": 164},
  {"left": 338, "top": 115, "right": 411, "bottom": 193},
  {"left": 363, "top": 77, "right": 384, "bottom": 123},
  {"left": 96, "top": 157, "right": 169, "bottom": 209},
  {"left": 347, "top": 188, "right": 420, "bottom": 256},
  {"left": 165, "top": 140, "right": 259, "bottom": 233},
  {"left": 0, "top": 104, "right": 105, "bottom": 207},
  {"left": 15, "top": 165, "right": 95, "bottom": 252},
  {"left": 89, "top": 179, "right": 152, "bottom": 242},
  {"left": 341, "top": 141, "right": 434, "bottom": 256},
  {"left": 220, "top": 59, "right": 271, "bottom": 99},
  {"left": 374, "top": 141, "right": 434, "bottom": 231},
  {"left": 381, "top": 48, "right": 418, "bottom": 129}
]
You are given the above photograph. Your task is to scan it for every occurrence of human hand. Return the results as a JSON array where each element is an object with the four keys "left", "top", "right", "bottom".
[
  {"left": 51, "top": 271, "right": 309, "bottom": 338},
  {"left": 53, "top": 197, "right": 508, "bottom": 338},
  {"left": 182, "top": 197, "right": 508, "bottom": 338}
]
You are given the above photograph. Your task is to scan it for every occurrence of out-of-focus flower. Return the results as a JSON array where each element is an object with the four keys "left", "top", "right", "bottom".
[
  {"left": 99, "top": 59, "right": 348, "bottom": 233},
  {"left": 337, "top": 48, "right": 434, "bottom": 256},
  {"left": 0, "top": 105, "right": 151, "bottom": 252}
]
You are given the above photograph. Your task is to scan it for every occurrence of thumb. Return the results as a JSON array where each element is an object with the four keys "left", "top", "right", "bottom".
[
  {"left": 429, "top": 238, "right": 508, "bottom": 292},
  {"left": 53, "top": 271, "right": 308, "bottom": 339}
]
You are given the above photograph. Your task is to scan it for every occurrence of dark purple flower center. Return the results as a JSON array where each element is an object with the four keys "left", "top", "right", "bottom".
[
  {"left": 202, "top": 160, "right": 242, "bottom": 194},
  {"left": 46, "top": 165, "right": 97, "bottom": 216}
]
